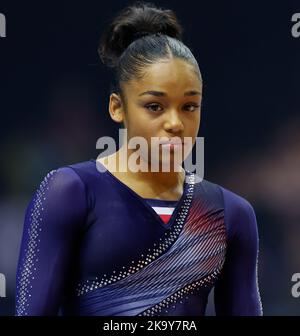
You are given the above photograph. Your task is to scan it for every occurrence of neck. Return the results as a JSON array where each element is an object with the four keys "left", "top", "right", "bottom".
[{"left": 113, "top": 145, "right": 186, "bottom": 198}]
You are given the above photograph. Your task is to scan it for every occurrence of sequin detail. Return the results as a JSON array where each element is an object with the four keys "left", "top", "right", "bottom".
[
  {"left": 139, "top": 269, "right": 221, "bottom": 316},
  {"left": 16, "top": 170, "right": 57, "bottom": 315},
  {"left": 76, "top": 173, "right": 196, "bottom": 296}
]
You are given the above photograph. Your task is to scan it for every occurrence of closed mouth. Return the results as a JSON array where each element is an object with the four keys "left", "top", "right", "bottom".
[{"left": 159, "top": 138, "right": 183, "bottom": 146}]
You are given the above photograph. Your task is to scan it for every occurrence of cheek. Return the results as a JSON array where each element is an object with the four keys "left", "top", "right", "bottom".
[
  {"left": 187, "top": 115, "right": 201, "bottom": 135},
  {"left": 194, "top": 112, "right": 201, "bottom": 132},
  {"left": 125, "top": 113, "right": 154, "bottom": 142}
]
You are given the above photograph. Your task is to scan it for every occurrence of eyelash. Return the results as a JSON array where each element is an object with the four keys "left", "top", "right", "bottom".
[{"left": 145, "top": 103, "right": 200, "bottom": 113}]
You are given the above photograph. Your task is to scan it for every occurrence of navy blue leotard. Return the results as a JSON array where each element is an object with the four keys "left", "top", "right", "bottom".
[{"left": 16, "top": 159, "right": 263, "bottom": 316}]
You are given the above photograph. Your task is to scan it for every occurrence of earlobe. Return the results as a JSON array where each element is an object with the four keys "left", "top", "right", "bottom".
[{"left": 109, "top": 93, "right": 124, "bottom": 123}]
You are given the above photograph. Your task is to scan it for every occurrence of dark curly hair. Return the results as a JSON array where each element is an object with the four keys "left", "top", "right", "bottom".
[{"left": 98, "top": 1, "right": 202, "bottom": 99}]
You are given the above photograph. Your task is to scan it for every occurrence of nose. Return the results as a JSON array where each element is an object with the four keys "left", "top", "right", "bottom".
[{"left": 163, "top": 109, "right": 184, "bottom": 134}]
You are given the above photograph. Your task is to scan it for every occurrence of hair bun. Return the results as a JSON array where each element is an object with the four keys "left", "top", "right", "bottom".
[{"left": 98, "top": 1, "right": 183, "bottom": 67}]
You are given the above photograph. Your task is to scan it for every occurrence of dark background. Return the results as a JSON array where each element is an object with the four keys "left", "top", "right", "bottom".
[{"left": 0, "top": 0, "right": 300, "bottom": 315}]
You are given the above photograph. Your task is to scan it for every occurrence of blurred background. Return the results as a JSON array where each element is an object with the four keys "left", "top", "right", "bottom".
[{"left": 0, "top": 0, "right": 299, "bottom": 315}]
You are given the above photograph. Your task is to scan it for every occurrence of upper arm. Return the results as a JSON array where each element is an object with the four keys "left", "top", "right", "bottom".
[
  {"left": 214, "top": 187, "right": 263, "bottom": 316},
  {"left": 16, "top": 167, "right": 86, "bottom": 316}
]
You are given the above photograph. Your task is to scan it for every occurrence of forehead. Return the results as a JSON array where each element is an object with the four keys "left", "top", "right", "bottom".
[{"left": 125, "top": 58, "right": 202, "bottom": 94}]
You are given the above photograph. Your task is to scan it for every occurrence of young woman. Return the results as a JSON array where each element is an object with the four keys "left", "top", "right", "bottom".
[{"left": 16, "top": 2, "right": 263, "bottom": 316}]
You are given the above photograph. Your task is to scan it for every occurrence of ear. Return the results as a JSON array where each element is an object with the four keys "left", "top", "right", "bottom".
[{"left": 108, "top": 92, "right": 124, "bottom": 124}]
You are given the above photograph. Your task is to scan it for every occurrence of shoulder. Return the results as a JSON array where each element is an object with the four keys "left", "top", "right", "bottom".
[
  {"left": 191, "top": 171, "right": 255, "bottom": 221},
  {"left": 220, "top": 185, "right": 255, "bottom": 218},
  {"left": 23, "top": 162, "right": 91, "bottom": 233},
  {"left": 32, "top": 160, "right": 96, "bottom": 210},
  {"left": 192, "top": 173, "right": 257, "bottom": 241},
  {"left": 65, "top": 159, "right": 103, "bottom": 185},
  {"left": 218, "top": 184, "right": 258, "bottom": 243},
  {"left": 36, "top": 165, "right": 85, "bottom": 197},
  {"left": 41, "top": 159, "right": 100, "bottom": 192},
  {"left": 192, "top": 173, "right": 253, "bottom": 211},
  {"left": 190, "top": 174, "right": 224, "bottom": 206},
  {"left": 220, "top": 185, "right": 255, "bottom": 220}
]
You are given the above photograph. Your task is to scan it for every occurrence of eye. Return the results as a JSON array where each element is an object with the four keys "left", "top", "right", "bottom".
[
  {"left": 183, "top": 103, "right": 200, "bottom": 112},
  {"left": 145, "top": 103, "right": 163, "bottom": 113}
]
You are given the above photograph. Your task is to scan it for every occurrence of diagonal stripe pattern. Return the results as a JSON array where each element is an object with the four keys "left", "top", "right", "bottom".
[{"left": 74, "top": 191, "right": 226, "bottom": 316}]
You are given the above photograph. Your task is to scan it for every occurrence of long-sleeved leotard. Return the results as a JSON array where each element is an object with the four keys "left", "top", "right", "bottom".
[{"left": 16, "top": 159, "right": 262, "bottom": 316}]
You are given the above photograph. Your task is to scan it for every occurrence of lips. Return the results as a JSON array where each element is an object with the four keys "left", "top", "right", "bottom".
[
  {"left": 159, "top": 138, "right": 183, "bottom": 145},
  {"left": 159, "top": 138, "right": 184, "bottom": 153}
]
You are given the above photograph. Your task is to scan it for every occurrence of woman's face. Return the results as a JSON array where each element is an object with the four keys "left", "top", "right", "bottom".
[{"left": 112, "top": 57, "right": 202, "bottom": 169}]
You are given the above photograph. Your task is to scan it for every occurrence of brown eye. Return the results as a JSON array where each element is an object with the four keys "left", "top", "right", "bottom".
[
  {"left": 184, "top": 103, "right": 200, "bottom": 112},
  {"left": 145, "top": 103, "right": 163, "bottom": 113}
]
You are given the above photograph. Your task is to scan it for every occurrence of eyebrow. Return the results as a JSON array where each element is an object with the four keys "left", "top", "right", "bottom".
[{"left": 138, "top": 90, "right": 202, "bottom": 97}]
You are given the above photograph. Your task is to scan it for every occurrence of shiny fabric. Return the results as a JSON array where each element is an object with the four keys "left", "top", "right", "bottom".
[{"left": 16, "top": 159, "right": 262, "bottom": 316}]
